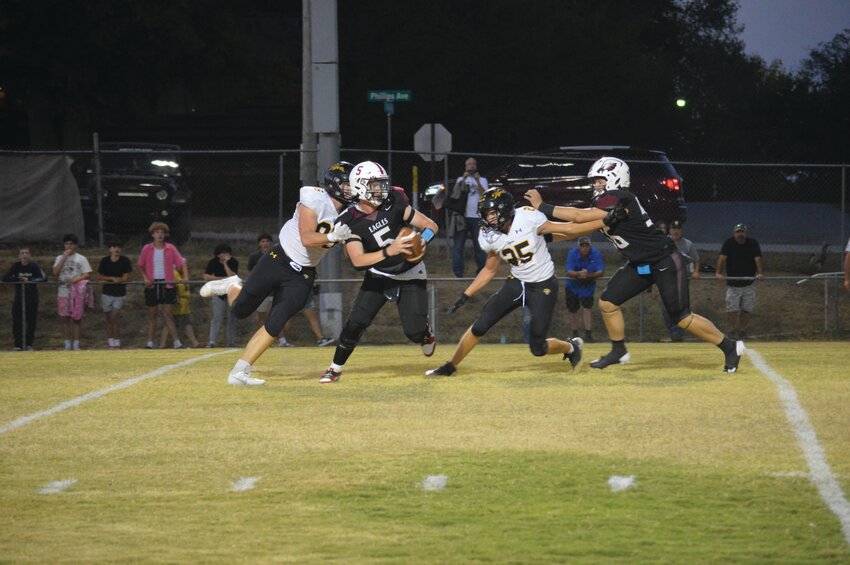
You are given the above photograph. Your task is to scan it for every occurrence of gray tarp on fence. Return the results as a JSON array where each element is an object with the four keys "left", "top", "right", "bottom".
[{"left": 0, "top": 155, "right": 84, "bottom": 243}]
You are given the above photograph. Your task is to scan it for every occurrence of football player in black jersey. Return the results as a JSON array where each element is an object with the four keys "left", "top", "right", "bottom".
[
  {"left": 525, "top": 157, "right": 745, "bottom": 373},
  {"left": 320, "top": 161, "right": 440, "bottom": 383}
]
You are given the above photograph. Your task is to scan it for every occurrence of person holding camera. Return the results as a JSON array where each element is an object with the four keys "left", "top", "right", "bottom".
[{"left": 450, "top": 157, "right": 488, "bottom": 277}]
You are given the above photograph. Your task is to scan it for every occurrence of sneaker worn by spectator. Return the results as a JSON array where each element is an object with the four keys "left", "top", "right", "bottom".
[
  {"left": 278, "top": 337, "right": 294, "bottom": 348},
  {"left": 316, "top": 337, "right": 335, "bottom": 347}
]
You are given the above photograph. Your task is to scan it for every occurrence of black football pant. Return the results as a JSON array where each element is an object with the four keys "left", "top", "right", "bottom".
[
  {"left": 333, "top": 271, "right": 429, "bottom": 366},
  {"left": 471, "top": 275, "right": 558, "bottom": 356},
  {"left": 231, "top": 244, "right": 316, "bottom": 336}
]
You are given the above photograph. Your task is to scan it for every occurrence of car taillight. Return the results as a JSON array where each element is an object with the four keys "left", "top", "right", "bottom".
[{"left": 663, "top": 178, "right": 680, "bottom": 192}]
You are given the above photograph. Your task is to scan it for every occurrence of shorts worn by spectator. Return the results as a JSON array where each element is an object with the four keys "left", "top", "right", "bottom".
[
  {"left": 52, "top": 234, "right": 92, "bottom": 350},
  {"left": 96, "top": 242, "right": 133, "bottom": 349},
  {"left": 138, "top": 222, "right": 188, "bottom": 349},
  {"left": 564, "top": 237, "right": 604, "bottom": 342},
  {"left": 716, "top": 223, "right": 764, "bottom": 340},
  {"left": 2, "top": 247, "right": 46, "bottom": 350},
  {"left": 204, "top": 243, "right": 239, "bottom": 347}
]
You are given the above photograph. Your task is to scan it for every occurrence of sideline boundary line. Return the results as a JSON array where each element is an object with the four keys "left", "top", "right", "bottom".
[
  {"left": 749, "top": 348, "right": 850, "bottom": 546},
  {"left": 0, "top": 350, "right": 236, "bottom": 436}
]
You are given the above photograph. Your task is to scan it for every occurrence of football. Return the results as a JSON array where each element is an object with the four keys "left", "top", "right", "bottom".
[{"left": 398, "top": 226, "right": 425, "bottom": 263}]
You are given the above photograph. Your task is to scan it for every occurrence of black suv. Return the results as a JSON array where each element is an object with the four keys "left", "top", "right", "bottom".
[
  {"left": 487, "top": 146, "right": 686, "bottom": 224},
  {"left": 74, "top": 143, "right": 192, "bottom": 243}
]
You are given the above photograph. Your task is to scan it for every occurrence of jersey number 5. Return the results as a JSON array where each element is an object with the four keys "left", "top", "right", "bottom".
[{"left": 501, "top": 240, "right": 533, "bottom": 266}]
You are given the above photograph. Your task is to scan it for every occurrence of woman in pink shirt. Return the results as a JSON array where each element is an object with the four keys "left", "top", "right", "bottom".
[{"left": 137, "top": 222, "right": 189, "bottom": 349}]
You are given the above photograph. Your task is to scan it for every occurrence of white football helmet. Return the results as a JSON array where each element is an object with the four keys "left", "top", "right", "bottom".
[
  {"left": 587, "top": 157, "right": 630, "bottom": 193},
  {"left": 349, "top": 161, "right": 390, "bottom": 206}
]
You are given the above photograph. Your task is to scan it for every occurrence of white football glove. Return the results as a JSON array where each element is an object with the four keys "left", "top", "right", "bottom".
[{"left": 326, "top": 223, "right": 351, "bottom": 243}]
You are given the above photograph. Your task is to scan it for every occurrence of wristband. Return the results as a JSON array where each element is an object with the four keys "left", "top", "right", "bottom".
[
  {"left": 382, "top": 247, "right": 389, "bottom": 258},
  {"left": 538, "top": 202, "right": 556, "bottom": 219}
]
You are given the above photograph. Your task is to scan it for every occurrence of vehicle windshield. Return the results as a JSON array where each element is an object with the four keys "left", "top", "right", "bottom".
[{"left": 99, "top": 151, "right": 181, "bottom": 175}]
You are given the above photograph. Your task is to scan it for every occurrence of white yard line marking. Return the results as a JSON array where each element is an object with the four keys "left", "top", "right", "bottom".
[
  {"left": 0, "top": 350, "right": 236, "bottom": 436},
  {"left": 230, "top": 476, "right": 261, "bottom": 492},
  {"left": 39, "top": 478, "right": 77, "bottom": 494},
  {"left": 748, "top": 349, "right": 850, "bottom": 546}
]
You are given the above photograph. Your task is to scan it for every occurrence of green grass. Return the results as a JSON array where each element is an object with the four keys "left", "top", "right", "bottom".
[{"left": 1, "top": 343, "right": 849, "bottom": 562}]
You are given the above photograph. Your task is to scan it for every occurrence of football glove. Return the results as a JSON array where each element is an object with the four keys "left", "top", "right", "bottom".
[
  {"left": 327, "top": 223, "right": 352, "bottom": 243},
  {"left": 448, "top": 293, "right": 469, "bottom": 314},
  {"left": 603, "top": 200, "right": 629, "bottom": 228}
]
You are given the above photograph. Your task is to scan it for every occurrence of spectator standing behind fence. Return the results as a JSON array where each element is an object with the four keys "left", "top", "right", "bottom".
[
  {"left": 247, "top": 232, "right": 275, "bottom": 329},
  {"left": 564, "top": 236, "right": 604, "bottom": 343},
  {"left": 159, "top": 269, "right": 201, "bottom": 349},
  {"left": 3, "top": 247, "right": 46, "bottom": 351},
  {"left": 96, "top": 241, "right": 133, "bottom": 350},
  {"left": 138, "top": 222, "right": 188, "bottom": 349},
  {"left": 204, "top": 243, "right": 239, "bottom": 348},
  {"left": 450, "top": 157, "right": 488, "bottom": 277},
  {"left": 660, "top": 220, "right": 701, "bottom": 342},
  {"left": 52, "top": 234, "right": 92, "bottom": 350},
  {"left": 715, "top": 223, "right": 764, "bottom": 340}
]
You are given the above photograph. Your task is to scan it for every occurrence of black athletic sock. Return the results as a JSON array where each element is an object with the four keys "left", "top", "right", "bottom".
[
  {"left": 717, "top": 337, "right": 735, "bottom": 354},
  {"left": 611, "top": 339, "right": 627, "bottom": 354}
]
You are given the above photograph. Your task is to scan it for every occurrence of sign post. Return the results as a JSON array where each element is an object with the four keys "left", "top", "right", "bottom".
[{"left": 368, "top": 90, "right": 412, "bottom": 177}]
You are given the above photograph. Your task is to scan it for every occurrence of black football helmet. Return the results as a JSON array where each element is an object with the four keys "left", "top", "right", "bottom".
[
  {"left": 323, "top": 161, "right": 356, "bottom": 204},
  {"left": 478, "top": 188, "right": 515, "bottom": 232}
]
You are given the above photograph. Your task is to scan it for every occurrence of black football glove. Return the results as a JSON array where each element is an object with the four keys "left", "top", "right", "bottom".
[
  {"left": 448, "top": 293, "right": 469, "bottom": 314},
  {"left": 603, "top": 200, "right": 629, "bottom": 228}
]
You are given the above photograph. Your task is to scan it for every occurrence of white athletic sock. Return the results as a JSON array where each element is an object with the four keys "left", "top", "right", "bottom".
[
  {"left": 233, "top": 359, "right": 251, "bottom": 373},
  {"left": 173, "top": 339, "right": 182, "bottom": 349},
  {"left": 330, "top": 363, "right": 343, "bottom": 372}
]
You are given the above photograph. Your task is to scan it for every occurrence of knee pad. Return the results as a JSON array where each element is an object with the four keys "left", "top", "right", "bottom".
[
  {"left": 529, "top": 338, "right": 548, "bottom": 357},
  {"left": 339, "top": 320, "right": 369, "bottom": 349},
  {"left": 470, "top": 320, "right": 489, "bottom": 338},
  {"left": 405, "top": 329, "right": 426, "bottom": 344}
]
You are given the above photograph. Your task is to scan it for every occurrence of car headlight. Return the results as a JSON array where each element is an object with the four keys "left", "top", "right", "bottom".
[{"left": 156, "top": 190, "right": 168, "bottom": 201}]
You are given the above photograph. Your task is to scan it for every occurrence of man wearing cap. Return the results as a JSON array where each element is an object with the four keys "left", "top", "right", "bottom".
[
  {"left": 716, "top": 223, "right": 764, "bottom": 340},
  {"left": 565, "top": 236, "right": 604, "bottom": 342},
  {"left": 137, "top": 222, "right": 189, "bottom": 349},
  {"left": 660, "top": 220, "right": 701, "bottom": 342}
]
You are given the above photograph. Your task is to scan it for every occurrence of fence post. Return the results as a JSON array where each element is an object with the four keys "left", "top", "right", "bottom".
[
  {"left": 278, "top": 152, "right": 285, "bottom": 228},
  {"left": 21, "top": 283, "right": 27, "bottom": 350},
  {"left": 823, "top": 277, "right": 829, "bottom": 332},
  {"left": 429, "top": 281, "right": 438, "bottom": 336},
  {"left": 93, "top": 132, "right": 105, "bottom": 248},
  {"left": 638, "top": 291, "right": 645, "bottom": 342}
]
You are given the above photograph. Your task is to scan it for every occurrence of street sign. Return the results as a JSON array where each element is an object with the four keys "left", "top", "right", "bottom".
[
  {"left": 414, "top": 123, "right": 452, "bottom": 162},
  {"left": 368, "top": 90, "right": 413, "bottom": 103}
]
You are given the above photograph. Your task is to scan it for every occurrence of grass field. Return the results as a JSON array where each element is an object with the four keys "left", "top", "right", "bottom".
[{"left": 1, "top": 342, "right": 849, "bottom": 562}]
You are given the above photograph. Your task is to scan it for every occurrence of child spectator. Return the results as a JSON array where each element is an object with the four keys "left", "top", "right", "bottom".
[
  {"left": 2, "top": 246, "right": 47, "bottom": 351},
  {"left": 137, "top": 222, "right": 188, "bottom": 349},
  {"left": 52, "top": 234, "right": 92, "bottom": 350},
  {"left": 159, "top": 269, "right": 201, "bottom": 348},
  {"left": 96, "top": 241, "right": 133, "bottom": 349}
]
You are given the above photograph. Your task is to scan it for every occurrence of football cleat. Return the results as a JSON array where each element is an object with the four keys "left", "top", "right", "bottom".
[
  {"left": 200, "top": 275, "right": 242, "bottom": 298},
  {"left": 563, "top": 337, "right": 584, "bottom": 371},
  {"left": 227, "top": 369, "right": 265, "bottom": 386},
  {"left": 724, "top": 340, "right": 746, "bottom": 373},
  {"left": 421, "top": 326, "right": 436, "bottom": 357},
  {"left": 589, "top": 349, "right": 631, "bottom": 369},
  {"left": 425, "top": 362, "right": 456, "bottom": 377},
  {"left": 320, "top": 368, "right": 341, "bottom": 384}
]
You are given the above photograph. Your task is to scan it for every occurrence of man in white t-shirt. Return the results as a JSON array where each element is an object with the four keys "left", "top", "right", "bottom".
[
  {"left": 52, "top": 233, "right": 92, "bottom": 350},
  {"left": 450, "top": 157, "right": 488, "bottom": 277}
]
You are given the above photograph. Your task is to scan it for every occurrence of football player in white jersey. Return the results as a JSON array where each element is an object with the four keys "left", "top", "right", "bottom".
[
  {"left": 199, "top": 162, "right": 356, "bottom": 385},
  {"left": 426, "top": 188, "right": 605, "bottom": 377}
]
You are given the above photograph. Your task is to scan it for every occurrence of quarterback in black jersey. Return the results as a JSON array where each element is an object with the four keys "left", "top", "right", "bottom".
[
  {"left": 320, "top": 161, "right": 439, "bottom": 384},
  {"left": 525, "top": 157, "right": 744, "bottom": 373}
]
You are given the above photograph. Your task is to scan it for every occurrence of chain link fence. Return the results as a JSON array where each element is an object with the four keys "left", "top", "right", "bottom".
[{"left": 1, "top": 147, "right": 848, "bottom": 351}]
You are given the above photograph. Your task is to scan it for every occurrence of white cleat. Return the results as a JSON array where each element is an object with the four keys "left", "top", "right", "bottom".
[
  {"left": 227, "top": 369, "right": 265, "bottom": 386},
  {"left": 200, "top": 275, "right": 242, "bottom": 298}
]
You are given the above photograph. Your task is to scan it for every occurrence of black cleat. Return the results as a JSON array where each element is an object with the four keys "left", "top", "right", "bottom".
[
  {"left": 425, "top": 361, "right": 456, "bottom": 377},
  {"left": 589, "top": 349, "right": 631, "bottom": 369},
  {"left": 563, "top": 337, "right": 584, "bottom": 371},
  {"left": 724, "top": 340, "right": 746, "bottom": 373}
]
